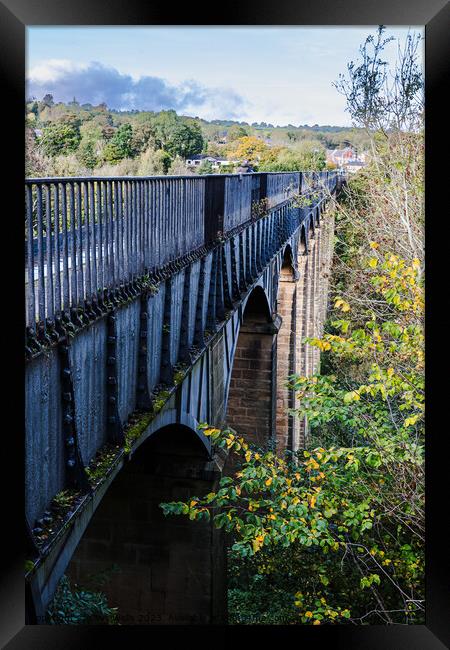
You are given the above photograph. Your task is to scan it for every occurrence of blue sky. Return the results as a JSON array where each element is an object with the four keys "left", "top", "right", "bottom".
[{"left": 26, "top": 26, "right": 424, "bottom": 127}]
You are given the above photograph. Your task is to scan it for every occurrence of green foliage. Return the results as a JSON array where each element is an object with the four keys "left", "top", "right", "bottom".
[
  {"left": 130, "top": 119, "right": 157, "bottom": 154},
  {"left": 150, "top": 110, "right": 204, "bottom": 159},
  {"left": 26, "top": 96, "right": 372, "bottom": 178},
  {"left": 102, "top": 123, "right": 135, "bottom": 163},
  {"left": 137, "top": 147, "right": 171, "bottom": 175},
  {"left": 196, "top": 160, "right": 214, "bottom": 175},
  {"left": 259, "top": 146, "right": 326, "bottom": 172},
  {"left": 76, "top": 139, "right": 98, "bottom": 169},
  {"left": 46, "top": 575, "right": 118, "bottom": 625},
  {"left": 160, "top": 254, "right": 424, "bottom": 625},
  {"left": 40, "top": 115, "right": 81, "bottom": 157},
  {"left": 227, "top": 124, "right": 250, "bottom": 142},
  {"left": 165, "top": 122, "right": 204, "bottom": 159},
  {"left": 85, "top": 444, "right": 121, "bottom": 486}
]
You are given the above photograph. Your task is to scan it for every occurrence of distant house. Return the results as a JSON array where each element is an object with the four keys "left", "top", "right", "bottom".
[
  {"left": 185, "top": 154, "right": 211, "bottom": 167},
  {"left": 345, "top": 160, "right": 365, "bottom": 174},
  {"left": 185, "top": 154, "right": 239, "bottom": 170},
  {"left": 326, "top": 147, "right": 366, "bottom": 172}
]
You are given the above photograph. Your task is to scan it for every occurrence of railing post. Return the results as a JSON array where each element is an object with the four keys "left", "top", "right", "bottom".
[{"left": 204, "top": 176, "right": 226, "bottom": 244}]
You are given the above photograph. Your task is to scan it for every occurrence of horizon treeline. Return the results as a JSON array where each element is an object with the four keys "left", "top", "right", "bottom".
[{"left": 25, "top": 96, "right": 370, "bottom": 177}]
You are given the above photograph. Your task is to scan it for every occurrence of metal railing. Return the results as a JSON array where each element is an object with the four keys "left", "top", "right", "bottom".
[{"left": 25, "top": 170, "right": 340, "bottom": 331}]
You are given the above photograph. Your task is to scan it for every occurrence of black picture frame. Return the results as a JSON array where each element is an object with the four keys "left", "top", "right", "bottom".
[{"left": 2, "top": 0, "right": 448, "bottom": 647}]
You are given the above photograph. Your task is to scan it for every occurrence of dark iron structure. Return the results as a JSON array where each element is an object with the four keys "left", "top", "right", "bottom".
[{"left": 25, "top": 170, "right": 344, "bottom": 623}]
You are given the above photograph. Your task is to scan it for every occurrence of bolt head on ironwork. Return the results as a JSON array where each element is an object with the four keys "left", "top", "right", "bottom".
[
  {"left": 62, "top": 392, "right": 72, "bottom": 402},
  {"left": 107, "top": 356, "right": 116, "bottom": 365},
  {"left": 63, "top": 414, "right": 73, "bottom": 425},
  {"left": 62, "top": 368, "right": 71, "bottom": 378},
  {"left": 67, "top": 459, "right": 76, "bottom": 468},
  {"left": 108, "top": 376, "right": 117, "bottom": 385},
  {"left": 66, "top": 437, "right": 75, "bottom": 447},
  {"left": 108, "top": 336, "right": 116, "bottom": 343},
  {"left": 108, "top": 396, "right": 116, "bottom": 404}
]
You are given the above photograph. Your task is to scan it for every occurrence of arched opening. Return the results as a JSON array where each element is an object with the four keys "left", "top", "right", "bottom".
[
  {"left": 225, "top": 286, "right": 277, "bottom": 448},
  {"left": 295, "top": 232, "right": 309, "bottom": 448},
  {"left": 66, "top": 425, "right": 226, "bottom": 625},
  {"left": 275, "top": 246, "right": 297, "bottom": 452},
  {"left": 304, "top": 223, "right": 316, "bottom": 377}
]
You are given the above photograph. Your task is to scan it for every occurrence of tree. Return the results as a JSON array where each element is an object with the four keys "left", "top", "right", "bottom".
[
  {"left": 102, "top": 123, "right": 135, "bottom": 164},
  {"left": 149, "top": 111, "right": 204, "bottom": 159},
  {"left": 227, "top": 124, "right": 250, "bottom": 142},
  {"left": 39, "top": 114, "right": 81, "bottom": 157},
  {"left": 333, "top": 26, "right": 424, "bottom": 266},
  {"left": 196, "top": 160, "right": 214, "bottom": 175},
  {"left": 334, "top": 26, "right": 423, "bottom": 132},
  {"left": 130, "top": 120, "right": 157, "bottom": 155},
  {"left": 258, "top": 145, "right": 326, "bottom": 172},
  {"left": 40, "top": 93, "right": 54, "bottom": 108},
  {"left": 137, "top": 147, "right": 171, "bottom": 175},
  {"left": 167, "top": 155, "right": 194, "bottom": 176},
  {"left": 160, "top": 253, "right": 424, "bottom": 625},
  {"left": 25, "top": 126, "right": 50, "bottom": 177},
  {"left": 76, "top": 140, "right": 98, "bottom": 170},
  {"left": 101, "top": 125, "right": 116, "bottom": 141},
  {"left": 165, "top": 122, "right": 204, "bottom": 159},
  {"left": 226, "top": 136, "right": 269, "bottom": 166}
]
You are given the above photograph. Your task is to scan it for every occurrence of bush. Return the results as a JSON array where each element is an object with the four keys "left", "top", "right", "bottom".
[
  {"left": 137, "top": 147, "right": 171, "bottom": 175},
  {"left": 46, "top": 575, "right": 118, "bottom": 625}
]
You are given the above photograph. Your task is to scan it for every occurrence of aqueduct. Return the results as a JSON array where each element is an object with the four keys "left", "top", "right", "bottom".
[{"left": 25, "top": 170, "right": 343, "bottom": 623}]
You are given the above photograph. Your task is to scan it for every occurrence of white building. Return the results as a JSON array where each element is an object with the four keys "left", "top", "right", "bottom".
[{"left": 185, "top": 154, "right": 239, "bottom": 169}]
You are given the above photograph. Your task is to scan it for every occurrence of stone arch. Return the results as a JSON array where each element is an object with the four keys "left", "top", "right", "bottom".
[
  {"left": 299, "top": 226, "right": 307, "bottom": 256},
  {"left": 225, "top": 285, "right": 278, "bottom": 448},
  {"left": 129, "top": 408, "right": 212, "bottom": 460},
  {"left": 66, "top": 424, "right": 226, "bottom": 625},
  {"left": 241, "top": 283, "right": 272, "bottom": 323},
  {"left": 280, "top": 243, "right": 296, "bottom": 279},
  {"left": 275, "top": 244, "right": 298, "bottom": 451}
]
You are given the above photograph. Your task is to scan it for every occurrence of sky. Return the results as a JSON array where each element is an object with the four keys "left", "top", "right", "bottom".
[{"left": 26, "top": 26, "right": 424, "bottom": 127}]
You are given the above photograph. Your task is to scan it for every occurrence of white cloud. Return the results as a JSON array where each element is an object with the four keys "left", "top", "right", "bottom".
[
  {"left": 28, "top": 59, "right": 87, "bottom": 83},
  {"left": 26, "top": 59, "right": 245, "bottom": 117}
]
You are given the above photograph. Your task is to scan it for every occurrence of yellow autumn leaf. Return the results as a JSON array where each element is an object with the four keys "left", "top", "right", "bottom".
[{"left": 265, "top": 477, "right": 273, "bottom": 487}]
